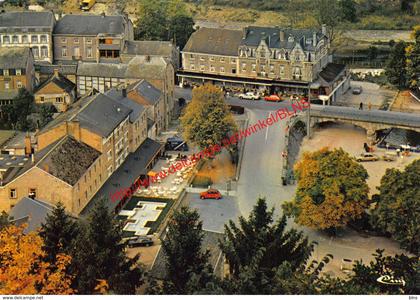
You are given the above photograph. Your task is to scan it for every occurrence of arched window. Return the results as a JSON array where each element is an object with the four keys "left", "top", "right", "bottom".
[
  {"left": 31, "top": 35, "right": 38, "bottom": 43},
  {"left": 41, "top": 46, "right": 48, "bottom": 58},
  {"left": 32, "top": 46, "right": 39, "bottom": 58},
  {"left": 40, "top": 35, "right": 48, "bottom": 43},
  {"left": 22, "top": 35, "right": 28, "bottom": 43},
  {"left": 12, "top": 35, "right": 19, "bottom": 43},
  {"left": 3, "top": 36, "right": 10, "bottom": 44}
]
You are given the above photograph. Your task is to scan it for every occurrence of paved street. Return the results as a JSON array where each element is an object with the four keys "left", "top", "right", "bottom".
[
  {"left": 182, "top": 193, "right": 239, "bottom": 233},
  {"left": 176, "top": 86, "right": 405, "bottom": 277}
]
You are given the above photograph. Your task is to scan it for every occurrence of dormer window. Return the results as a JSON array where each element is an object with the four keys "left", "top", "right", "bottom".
[{"left": 288, "top": 36, "right": 294, "bottom": 42}]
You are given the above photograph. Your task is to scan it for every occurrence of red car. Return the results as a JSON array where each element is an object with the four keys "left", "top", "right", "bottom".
[
  {"left": 264, "top": 95, "right": 282, "bottom": 102},
  {"left": 200, "top": 189, "right": 222, "bottom": 200}
]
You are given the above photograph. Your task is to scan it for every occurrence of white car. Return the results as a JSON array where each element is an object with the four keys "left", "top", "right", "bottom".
[{"left": 237, "top": 92, "right": 260, "bottom": 100}]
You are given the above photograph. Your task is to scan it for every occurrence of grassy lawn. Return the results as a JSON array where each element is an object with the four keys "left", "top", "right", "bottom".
[{"left": 117, "top": 197, "right": 174, "bottom": 237}]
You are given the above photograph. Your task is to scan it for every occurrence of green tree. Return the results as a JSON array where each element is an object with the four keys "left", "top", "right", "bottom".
[
  {"left": 370, "top": 159, "right": 420, "bottom": 255},
  {"left": 339, "top": 0, "right": 357, "bottom": 22},
  {"left": 284, "top": 148, "right": 370, "bottom": 231},
  {"left": 385, "top": 41, "right": 408, "bottom": 89},
  {"left": 134, "top": 0, "right": 195, "bottom": 49},
  {"left": 1, "top": 89, "right": 34, "bottom": 130},
  {"left": 406, "top": 26, "right": 420, "bottom": 89},
  {"left": 37, "top": 103, "right": 57, "bottom": 128},
  {"left": 220, "top": 198, "right": 314, "bottom": 293},
  {"left": 160, "top": 206, "right": 216, "bottom": 294},
  {"left": 180, "top": 84, "right": 237, "bottom": 150},
  {"left": 71, "top": 200, "right": 143, "bottom": 294},
  {"left": 39, "top": 202, "right": 79, "bottom": 266},
  {"left": 320, "top": 250, "right": 419, "bottom": 294},
  {"left": 313, "top": 0, "right": 341, "bottom": 43},
  {"left": 0, "top": 211, "right": 9, "bottom": 230}
]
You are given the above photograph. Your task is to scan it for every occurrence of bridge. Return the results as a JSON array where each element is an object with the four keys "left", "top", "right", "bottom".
[{"left": 301, "top": 105, "right": 420, "bottom": 143}]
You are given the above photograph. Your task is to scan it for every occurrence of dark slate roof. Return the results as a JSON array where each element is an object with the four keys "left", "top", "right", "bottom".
[
  {"left": 38, "top": 92, "right": 132, "bottom": 138},
  {"left": 9, "top": 197, "right": 54, "bottom": 234},
  {"left": 79, "top": 138, "right": 164, "bottom": 217},
  {"left": 54, "top": 14, "right": 125, "bottom": 36},
  {"left": 35, "top": 63, "right": 78, "bottom": 76},
  {"left": 74, "top": 93, "right": 132, "bottom": 137},
  {"left": 0, "top": 11, "right": 54, "bottom": 29},
  {"left": 77, "top": 62, "right": 127, "bottom": 78},
  {"left": 106, "top": 88, "right": 145, "bottom": 122},
  {"left": 0, "top": 47, "right": 31, "bottom": 69},
  {"left": 150, "top": 230, "right": 224, "bottom": 279},
  {"left": 319, "top": 63, "right": 346, "bottom": 83},
  {"left": 78, "top": 57, "right": 169, "bottom": 80},
  {"left": 183, "top": 27, "right": 242, "bottom": 56},
  {"left": 37, "top": 136, "right": 101, "bottom": 186},
  {"left": 127, "top": 80, "right": 162, "bottom": 105},
  {"left": 124, "top": 40, "right": 175, "bottom": 57},
  {"left": 241, "top": 26, "right": 325, "bottom": 51},
  {"left": 35, "top": 73, "right": 76, "bottom": 94}
]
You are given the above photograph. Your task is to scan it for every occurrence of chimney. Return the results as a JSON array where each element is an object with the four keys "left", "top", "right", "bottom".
[
  {"left": 53, "top": 68, "right": 59, "bottom": 77},
  {"left": 312, "top": 32, "right": 317, "bottom": 46},
  {"left": 70, "top": 120, "right": 81, "bottom": 141},
  {"left": 242, "top": 27, "right": 248, "bottom": 39},
  {"left": 24, "top": 133, "right": 32, "bottom": 156},
  {"left": 322, "top": 24, "right": 327, "bottom": 36},
  {"left": 122, "top": 88, "right": 127, "bottom": 98},
  {"left": 101, "top": 12, "right": 106, "bottom": 18},
  {"left": 280, "top": 30, "right": 285, "bottom": 42}
]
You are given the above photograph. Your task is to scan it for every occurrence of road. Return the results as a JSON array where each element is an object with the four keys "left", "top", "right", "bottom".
[{"left": 175, "top": 87, "right": 405, "bottom": 276}]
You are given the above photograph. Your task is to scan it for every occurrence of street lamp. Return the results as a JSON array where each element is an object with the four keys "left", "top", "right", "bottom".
[{"left": 307, "top": 82, "right": 311, "bottom": 139}]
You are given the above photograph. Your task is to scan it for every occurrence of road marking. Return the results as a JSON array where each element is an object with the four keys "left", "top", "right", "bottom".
[{"left": 265, "top": 112, "right": 272, "bottom": 143}]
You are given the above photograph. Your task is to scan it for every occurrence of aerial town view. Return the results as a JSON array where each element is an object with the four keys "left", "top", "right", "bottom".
[{"left": 0, "top": 0, "right": 418, "bottom": 298}]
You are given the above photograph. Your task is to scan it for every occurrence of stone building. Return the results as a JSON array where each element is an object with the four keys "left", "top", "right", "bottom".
[
  {"left": 179, "top": 25, "right": 349, "bottom": 100},
  {"left": 34, "top": 69, "right": 76, "bottom": 112},
  {"left": 76, "top": 55, "right": 175, "bottom": 128},
  {"left": 53, "top": 13, "right": 133, "bottom": 64},
  {"left": 0, "top": 91, "right": 149, "bottom": 214},
  {"left": 0, "top": 11, "right": 55, "bottom": 63},
  {"left": 0, "top": 47, "right": 35, "bottom": 106}
]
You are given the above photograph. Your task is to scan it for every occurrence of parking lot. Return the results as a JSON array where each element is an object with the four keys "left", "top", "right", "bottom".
[{"left": 181, "top": 193, "right": 240, "bottom": 233}]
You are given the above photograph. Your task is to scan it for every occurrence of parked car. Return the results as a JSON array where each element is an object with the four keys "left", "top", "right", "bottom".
[
  {"left": 237, "top": 92, "right": 260, "bottom": 100},
  {"left": 382, "top": 152, "right": 397, "bottom": 161},
  {"left": 356, "top": 152, "right": 379, "bottom": 162},
  {"left": 127, "top": 236, "right": 154, "bottom": 248},
  {"left": 352, "top": 86, "right": 363, "bottom": 95},
  {"left": 165, "top": 137, "right": 189, "bottom": 151},
  {"left": 200, "top": 189, "right": 222, "bottom": 200},
  {"left": 264, "top": 94, "right": 282, "bottom": 102}
]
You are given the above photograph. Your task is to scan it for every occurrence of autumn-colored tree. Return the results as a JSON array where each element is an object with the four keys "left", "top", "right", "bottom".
[
  {"left": 406, "top": 25, "right": 420, "bottom": 89},
  {"left": 283, "top": 148, "right": 370, "bottom": 231},
  {"left": 0, "top": 225, "right": 74, "bottom": 294},
  {"left": 180, "top": 84, "right": 237, "bottom": 151}
]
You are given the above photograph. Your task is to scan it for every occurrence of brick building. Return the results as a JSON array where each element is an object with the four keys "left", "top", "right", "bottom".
[{"left": 53, "top": 13, "right": 133, "bottom": 64}]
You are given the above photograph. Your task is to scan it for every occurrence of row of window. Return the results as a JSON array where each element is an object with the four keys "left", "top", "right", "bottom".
[
  {"left": 2, "top": 80, "right": 23, "bottom": 90},
  {"left": 32, "top": 46, "right": 49, "bottom": 58},
  {"left": 61, "top": 46, "right": 92, "bottom": 58},
  {"left": 2, "top": 34, "right": 48, "bottom": 44},
  {"left": 9, "top": 188, "right": 37, "bottom": 199},
  {"left": 189, "top": 63, "right": 298, "bottom": 75},
  {"left": 189, "top": 54, "right": 236, "bottom": 63},
  {"left": 60, "top": 37, "right": 92, "bottom": 44},
  {"left": 0, "top": 68, "right": 25, "bottom": 76}
]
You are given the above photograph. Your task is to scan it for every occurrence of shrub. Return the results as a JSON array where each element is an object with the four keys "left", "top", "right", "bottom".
[{"left": 192, "top": 175, "right": 213, "bottom": 188}]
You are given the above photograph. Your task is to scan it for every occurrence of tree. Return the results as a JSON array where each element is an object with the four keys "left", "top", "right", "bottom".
[
  {"left": 220, "top": 198, "right": 314, "bottom": 293},
  {"left": 367, "top": 46, "right": 378, "bottom": 61},
  {"left": 406, "top": 26, "right": 420, "bottom": 89},
  {"left": 370, "top": 159, "right": 420, "bottom": 255},
  {"left": 385, "top": 42, "right": 408, "bottom": 89},
  {"left": 71, "top": 200, "right": 143, "bottom": 294},
  {"left": 39, "top": 202, "right": 79, "bottom": 267},
  {"left": 160, "top": 206, "right": 216, "bottom": 294},
  {"left": 1, "top": 88, "right": 34, "bottom": 130},
  {"left": 0, "top": 225, "right": 73, "bottom": 294},
  {"left": 180, "top": 84, "right": 237, "bottom": 151},
  {"left": 38, "top": 103, "right": 57, "bottom": 128},
  {"left": 0, "top": 211, "right": 9, "bottom": 230},
  {"left": 313, "top": 0, "right": 342, "bottom": 43},
  {"left": 339, "top": 0, "right": 357, "bottom": 23},
  {"left": 320, "top": 250, "right": 419, "bottom": 294},
  {"left": 284, "top": 148, "right": 370, "bottom": 231},
  {"left": 134, "top": 0, "right": 195, "bottom": 49}
]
